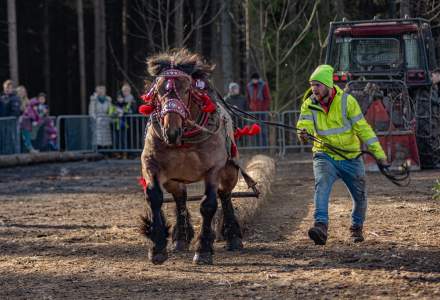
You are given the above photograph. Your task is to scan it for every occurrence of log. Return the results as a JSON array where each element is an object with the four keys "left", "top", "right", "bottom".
[
  {"left": 0, "top": 151, "right": 104, "bottom": 168},
  {"left": 214, "top": 154, "right": 276, "bottom": 237}
]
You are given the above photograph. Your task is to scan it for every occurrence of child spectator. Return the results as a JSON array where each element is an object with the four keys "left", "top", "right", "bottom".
[
  {"left": 20, "top": 98, "right": 41, "bottom": 153},
  {"left": 16, "top": 85, "right": 30, "bottom": 113}
]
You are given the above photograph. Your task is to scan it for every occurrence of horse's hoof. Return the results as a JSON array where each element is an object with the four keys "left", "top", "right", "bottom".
[
  {"left": 226, "top": 237, "right": 243, "bottom": 251},
  {"left": 148, "top": 249, "right": 168, "bottom": 265},
  {"left": 193, "top": 252, "right": 213, "bottom": 265},
  {"left": 174, "top": 240, "right": 190, "bottom": 252}
]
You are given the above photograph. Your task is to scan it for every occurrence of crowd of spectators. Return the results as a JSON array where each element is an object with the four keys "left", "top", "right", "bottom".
[
  {"left": 1, "top": 74, "right": 271, "bottom": 154},
  {"left": 88, "top": 83, "right": 136, "bottom": 150},
  {"left": 0, "top": 79, "right": 57, "bottom": 153}
]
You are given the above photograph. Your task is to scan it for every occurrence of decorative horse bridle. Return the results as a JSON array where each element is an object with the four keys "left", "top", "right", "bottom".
[{"left": 139, "top": 63, "right": 217, "bottom": 133}]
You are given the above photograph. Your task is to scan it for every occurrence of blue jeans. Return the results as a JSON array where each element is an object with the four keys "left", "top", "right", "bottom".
[{"left": 313, "top": 152, "right": 367, "bottom": 226}]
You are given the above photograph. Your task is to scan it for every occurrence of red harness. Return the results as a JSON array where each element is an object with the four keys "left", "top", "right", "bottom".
[{"left": 138, "top": 68, "right": 217, "bottom": 138}]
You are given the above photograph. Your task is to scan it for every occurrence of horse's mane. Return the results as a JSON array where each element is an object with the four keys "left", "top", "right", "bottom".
[{"left": 147, "top": 48, "right": 215, "bottom": 80}]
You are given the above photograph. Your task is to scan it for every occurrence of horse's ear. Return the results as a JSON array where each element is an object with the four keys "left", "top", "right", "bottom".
[{"left": 147, "top": 57, "right": 170, "bottom": 76}]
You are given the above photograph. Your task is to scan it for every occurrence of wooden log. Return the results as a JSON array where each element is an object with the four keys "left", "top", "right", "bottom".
[
  {"left": 0, "top": 152, "right": 104, "bottom": 168},
  {"left": 214, "top": 154, "right": 276, "bottom": 237}
]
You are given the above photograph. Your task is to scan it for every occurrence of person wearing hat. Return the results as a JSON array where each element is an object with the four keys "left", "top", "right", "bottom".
[
  {"left": 297, "top": 64, "right": 388, "bottom": 245},
  {"left": 224, "top": 82, "right": 247, "bottom": 111}
]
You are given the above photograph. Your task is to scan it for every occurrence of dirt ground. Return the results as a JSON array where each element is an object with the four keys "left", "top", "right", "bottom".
[{"left": 0, "top": 154, "right": 439, "bottom": 299}]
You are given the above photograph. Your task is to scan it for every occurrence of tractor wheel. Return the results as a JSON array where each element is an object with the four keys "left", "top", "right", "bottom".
[{"left": 415, "top": 88, "right": 440, "bottom": 169}]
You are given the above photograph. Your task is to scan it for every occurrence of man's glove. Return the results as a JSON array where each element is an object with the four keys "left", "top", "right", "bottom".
[
  {"left": 298, "top": 128, "right": 309, "bottom": 144},
  {"left": 377, "top": 158, "right": 390, "bottom": 168}
]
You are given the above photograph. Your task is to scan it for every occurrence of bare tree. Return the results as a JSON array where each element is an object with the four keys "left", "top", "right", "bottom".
[
  {"left": 334, "top": 0, "right": 345, "bottom": 20},
  {"left": 129, "top": 0, "right": 221, "bottom": 53},
  {"left": 7, "top": 0, "right": 18, "bottom": 84},
  {"left": 174, "top": 0, "right": 184, "bottom": 47},
  {"left": 400, "top": 0, "right": 411, "bottom": 17},
  {"left": 194, "top": 0, "right": 203, "bottom": 52},
  {"left": 94, "top": 0, "right": 106, "bottom": 85},
  {"left": 43, "top": 0, "right": 51, "bottom": 101},
  {"left": 122, "top": 0, "right": 128, "bottom": 72},
  {"left": 221, "top": 0, "right": 233, "bottom": 92},
  {"left": 244, "top": 0, "right": 251, "bottom": 81},
  {"left": 77, "top": 0, "right": 86, "bottom": 114},
  {"left": 262, "top": 0, "right": 320, "bottom": 110}
]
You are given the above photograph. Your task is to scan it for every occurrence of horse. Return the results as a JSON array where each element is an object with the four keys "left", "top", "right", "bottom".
[{"left": 139, "top": 48, "right": 244, "bottom": 265}]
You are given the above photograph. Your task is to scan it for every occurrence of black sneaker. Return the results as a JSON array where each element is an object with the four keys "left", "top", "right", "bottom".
[
  {"left": 308, "top": 222, "right": 328, "bottom": 245},
  {"left": 350, "top": 224, "right": 364, "bottom": 243}
]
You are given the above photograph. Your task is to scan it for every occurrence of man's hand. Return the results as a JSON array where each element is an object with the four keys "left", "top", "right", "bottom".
[
  {"left": 298, "top": 128, "right": 309, "bottom": 144},
  {"left": 377, "top": 158, "right": 390, "bottom": 168}
]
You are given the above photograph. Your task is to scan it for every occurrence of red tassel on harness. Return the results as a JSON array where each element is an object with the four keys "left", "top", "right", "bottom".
[
  {"left": 198, "top": 93, "right": 217, "bottom": 113},
  {"left": 234, "top": 124, "right": 261, "bottom": 140},
  {"left": 202, "top": 100, "right": 216, "bottom": 113},
  {"left": 140, "top": 94, "right": 152, "bottom": 102},
  {"left": 138, "top": 177, "right": 148, "bottom": 192},
  {"left": 248, "top": 123, "right": 261, "bottom": 135},
  {"left": 138, "top": 104, "right": 154, "bottom": 116}
]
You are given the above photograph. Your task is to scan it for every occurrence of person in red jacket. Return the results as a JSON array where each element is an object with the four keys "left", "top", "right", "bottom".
[
  {"left": 246, "top": 73, "right": 271, "bottom": 111},
  {"left": 246, "top": 73, "right": 271, "bottom": 146}
]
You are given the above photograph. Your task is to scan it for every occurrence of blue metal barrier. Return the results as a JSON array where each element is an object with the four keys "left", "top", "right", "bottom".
[{"left": 0, "top": 117, "right": 20, "bottom": 155}]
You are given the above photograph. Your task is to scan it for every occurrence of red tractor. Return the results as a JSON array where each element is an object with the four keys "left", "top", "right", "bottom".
[{"left": 326, "top": 17, "right": 440, "bottom": 170}]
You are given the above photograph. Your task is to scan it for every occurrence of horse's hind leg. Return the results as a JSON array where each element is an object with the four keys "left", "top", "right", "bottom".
[
  {"left": 193, "top": 171, "right": 219, "bottom": 265},
  {"left": 218, "top": 161, "right": 243, "bottom": 251},
  {"left": 163, "top": 180, "right": 194, "bottom": 251},
  {"left": 140, "top": 176, "right": 169, "bottom": 265}
]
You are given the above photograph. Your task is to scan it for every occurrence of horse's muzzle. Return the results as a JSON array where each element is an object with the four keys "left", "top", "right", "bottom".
[{"left": 163, "top": 126, "right": 183, "bottom": 146}]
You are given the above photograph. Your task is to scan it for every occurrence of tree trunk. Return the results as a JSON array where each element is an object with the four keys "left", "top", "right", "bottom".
[
  {"left": 77, "top": 0, "right": 87, "bottom": 114},
  {"left": 174, "top": 0, "right": 184, "bottom": 47},
  {"left": 387, "top": 0, "right": 397, "bottom": 18},
  {"left": 94, "top": 0, "right": 106, "bottom": 85},
  {"left": 275, "top": 31, "right": 280, "bottom": 111},
  {"left": 122, "top": 0, "right": 128, "bottom": 72},
  {"left": 7, "top": 0, "right": 18, "bottom": 84},
  {"left": 400, "top": 0, "right": 411, "bottom": 18},
  {"left": 194, "top": 0, "right": 203, "bottom": 53},
  {"left": 244, "top": 0, "right": 250, "bottom": 81},
  {"left": 334, "top": 0, "right": 345, "bottom": 20},
  {"left": 100, "top": 0, "right": 107, "bottom": 84},
  {"left": 43, "top": 0, "right": 51, "bottom": 102},
  {"left": 221, "top": 0, "right": 233, "bottom": 92}
]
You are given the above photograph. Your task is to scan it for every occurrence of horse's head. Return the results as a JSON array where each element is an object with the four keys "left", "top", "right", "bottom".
[
  {"left": 145, "top": 49, "right": 215, "bottom": 146},
  {"left": 155, "top": 70, "right": 192, "bottom": 145}
]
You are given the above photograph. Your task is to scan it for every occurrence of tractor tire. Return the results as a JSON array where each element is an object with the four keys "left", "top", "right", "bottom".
[{"left": 415, "top": 88, "right": 440, "bottom": 169}]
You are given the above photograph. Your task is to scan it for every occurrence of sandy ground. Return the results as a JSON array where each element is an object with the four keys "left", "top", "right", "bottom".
[{"left": 0, "top": 154, "right": 439, "bottom": 299}]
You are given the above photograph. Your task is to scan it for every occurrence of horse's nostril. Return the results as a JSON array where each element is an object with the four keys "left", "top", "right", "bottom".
[{"left": 165, "top": 128, "right": 181, "bottom": 144}]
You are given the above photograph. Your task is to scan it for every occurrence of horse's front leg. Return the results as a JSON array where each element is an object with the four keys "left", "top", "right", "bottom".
[
  {"left": 193, "top": 172, "right": 219, "bottom": 265},
  {"left": 141, "top": 175, "right": 169, "bottom": 265},
  {"left": 218, "top": 161, "right": 243, "bottom": 251},
  {"left": 163, "top": 180, "right": 194, "bottom": 251}
]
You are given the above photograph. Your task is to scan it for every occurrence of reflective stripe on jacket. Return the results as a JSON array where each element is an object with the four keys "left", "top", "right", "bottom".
[{"left": 297, "top": 85, "right": 386, "bottom": 160}]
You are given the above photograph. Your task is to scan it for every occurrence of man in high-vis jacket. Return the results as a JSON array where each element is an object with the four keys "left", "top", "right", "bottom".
[{"left": 297, "top": 65, "right": 388, "bottom": 245}]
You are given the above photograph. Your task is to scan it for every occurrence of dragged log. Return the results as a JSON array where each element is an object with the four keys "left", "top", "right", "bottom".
[
  {"left": 0, "top": 151, "right": 104, "bottom": 168},
  {"left": 215, "top": 154, "right": 276, "bottom": 238}
]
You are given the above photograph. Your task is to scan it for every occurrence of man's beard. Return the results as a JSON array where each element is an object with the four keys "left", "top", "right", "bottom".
[{"left": 314, "top": 88, "right": 330, "bottom": 101}]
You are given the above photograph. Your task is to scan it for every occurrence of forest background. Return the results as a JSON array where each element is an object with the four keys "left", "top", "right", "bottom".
[{"left": 1, "top": 0, "right": 440, "bottom": 115}]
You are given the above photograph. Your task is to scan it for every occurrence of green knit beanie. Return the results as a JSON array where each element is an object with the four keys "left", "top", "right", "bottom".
[{"left": 309, "top": 65, "right": 334, "bottom": 88}]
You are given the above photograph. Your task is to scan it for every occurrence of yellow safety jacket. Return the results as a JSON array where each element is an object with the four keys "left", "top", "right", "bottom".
[{"left": 297, "top": 85, "right": 386, "bottom": 160}]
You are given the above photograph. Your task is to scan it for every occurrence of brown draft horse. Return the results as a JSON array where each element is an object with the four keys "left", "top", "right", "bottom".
[{"left": 140, "top": 49, "right": 243, "bottom": 265}]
